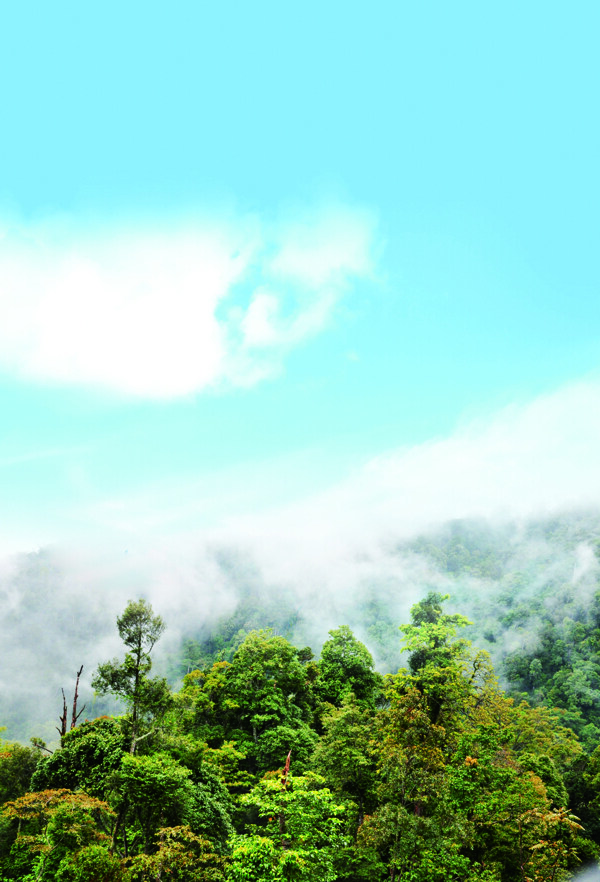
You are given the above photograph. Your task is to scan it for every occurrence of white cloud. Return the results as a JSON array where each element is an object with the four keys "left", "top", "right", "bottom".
[
  {"left": 240, "top": 289, "right": 281, "bottom": 346},
  {"left": 0, "top": 204, "right": 378, "bottom": 398},
  {"left": 275, "top": 375, "right": 600, "bottom": 545},
  {"left": 267, "top": 205, "right": 376, "bottom": 287},
  {"left": 45, "top": 374, "right": 600, "bottom": 614}
]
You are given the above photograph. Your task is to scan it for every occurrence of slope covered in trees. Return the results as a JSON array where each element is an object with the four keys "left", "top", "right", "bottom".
[
  {"left": 171, "top": 511, "right": 600, "bottom": 678},
  {"left": 2, "top": 510, "right": 600, "bottom": 745},
  {"left": 1, "top": 594, "right": 599, "bottom": 880}
]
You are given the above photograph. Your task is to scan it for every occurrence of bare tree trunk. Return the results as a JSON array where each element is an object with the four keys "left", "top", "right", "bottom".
[
  {"left": 56, "top": 689, "right": 68, "bottom": 739},
  {"left": 57, "top": 666, "right": 86, "bottom": 742},
  {"left": 70, "top": 665, "right": 86, "bottom": 729}
]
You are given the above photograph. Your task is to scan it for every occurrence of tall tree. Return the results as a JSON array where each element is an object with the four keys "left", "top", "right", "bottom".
[
  {"left": 312, "top": 694, "right": 378, "bottom": 830},
  {"left": 216, "top": 630, "right": 317, "bottom": 775},
  {"left": 92, "top": 600, "right": 171, "bottom": 754}
]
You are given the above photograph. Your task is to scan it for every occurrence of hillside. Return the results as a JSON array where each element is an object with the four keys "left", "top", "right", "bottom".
[{"left": 3, "top": 510, "right": 600, "bottom": 745}]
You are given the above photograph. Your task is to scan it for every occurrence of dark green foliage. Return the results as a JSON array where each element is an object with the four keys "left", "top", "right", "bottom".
[
  {"left": 110, "top": 752, "right": 196, "bottom": 853},
  {"left": 31, "top": 717, "right": 128, "bottom": 798},
  {"left": 505, "top": 591, "right": 600, "bottom": 748},
  {"left": 311, "top": 695, "right": 378, "bottom": 831},
  {"left": 54, "top": 843, "right": 122, "bottom": 881},
  {"left": 0, "top": 738, "right": 41, "bottom": 804},
  {"left": 181, "top": 629, "right": 318, "bottom": 778},
  {"left": 316, "top": 626, "right": 383, "bottom": 709},
  {"left": 103, "top": 749, "right": 233, "bottom": 857},
  {"left": 253, "top": 723, "right": 318, "bottom": 773}
]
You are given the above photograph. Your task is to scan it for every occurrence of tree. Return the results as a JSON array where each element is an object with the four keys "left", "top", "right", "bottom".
[
  {"left": 105, "top": 749, "right": 233, "bottom": 858},
  {"left": 399, "top": 592, "right": 477, "bottom": 727},
  {"left": 0, "top": 731, "right": 41, "bottom": 804},
  {"left": 209, "top": 630, "right": 317, "bottom": 776},
  {"left": 317, "top": 626, "right": 382, "bottom": 709},
  {"left": 401, "top": 592, "right": 472, "bottom": 676},
  {"left": 312, "top": 694, "right": 378, "bottom": 830},
  {"left": 54, "top": 843, "right": 122, "bottom": 882},
  {"left": 31, "top": 717, "right": 128, "bottom": 799},
  {"left": 357, "top": 595, "right": 583, "bottom": 881},
  {"left": 109, "top": 752, "right": 194, "bottom": 855},
  {"left": 92, "top": 600, "right": 171, "bottom": 754},
  {"left": 231, "top": 771, "right": 348, "bottom": 882},
  {"left": 1, "top": 789, "right": 115, "bottom": 881},
  {"left": 124, "top": 825, "right": 228, "bottom": 881}
]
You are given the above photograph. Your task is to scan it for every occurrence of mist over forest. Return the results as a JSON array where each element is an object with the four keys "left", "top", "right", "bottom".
[
  {"left": 4, "top": 508, "right": 600, "bottom": 880},
  {"left": 3, "top": 506, "right": 599, "bottom": 744}
]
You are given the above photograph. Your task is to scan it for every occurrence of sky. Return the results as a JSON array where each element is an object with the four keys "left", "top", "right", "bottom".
[{"left": 1, "top": 1, "right": 600, "bottom": 576}]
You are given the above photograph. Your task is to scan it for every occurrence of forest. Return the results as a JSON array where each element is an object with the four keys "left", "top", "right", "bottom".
[{"left": 2, "top": 572, "right": 600, "bottom": 881}]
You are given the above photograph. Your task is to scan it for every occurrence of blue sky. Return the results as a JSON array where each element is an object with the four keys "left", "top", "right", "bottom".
[{"left": 1, "top": 1, "right": 600, "bottom": 562}]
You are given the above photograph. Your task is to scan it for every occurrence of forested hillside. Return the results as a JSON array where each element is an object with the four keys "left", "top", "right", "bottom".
[
  {"left": 2, "top": 510, "right": 600, "bottom": 744},
  {"left": 2, "top": 589, "right": 600, "bottom": 880},
  {"left": 170, "top": 511, "right": 600, "bottom": 677}
]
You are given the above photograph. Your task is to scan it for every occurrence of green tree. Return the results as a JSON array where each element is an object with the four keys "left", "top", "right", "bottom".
[
  {"left": 108, "top": 750, "right": 233, "bottom": 858},
  {"left": 312, "top": 694, "right": 378, "bottom": 830},
  {"left": 1, "top": 789, "right": 115, "bottom": 882},
  {"left": 400, "top": 592, "right": 474, "bottom": 723},
  {"left": 92, "top": 600, "right": 171, "bottom": 754},
  {"left": 227, "top": 834, "right": 283, "bottom": 882},
  {"left": 317, "top": 626, "right": 382, "bottom": 709},
  {"left": 31, "top": 717, "right": 128, "bottom": 799},
  {"left": 124, "top": 825, "right": 228, "bottom": 881},
  {"left": 54, "top": 842, "right": 122, "bottom": 882},
  {"left": 0, "top": 733, "right": 41, "bottom": 804},
  {"left": 206, "top": 631, "right": 317, "bottom": 776},
  {"left": 231, "top": 772, "right": 347, "bottom": 882},
  {"left": 109, "top": 752, "right": 193, "bottom": 856},
  {"left": 358, "top": 595, "right": 582, "bottom": 881}
]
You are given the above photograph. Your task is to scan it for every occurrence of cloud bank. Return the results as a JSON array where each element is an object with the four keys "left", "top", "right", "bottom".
[
  {"left": 51, "top": 374, "right": 600, "bottom": 642},
  {"left": 0, "top": 204, "right": 377, "bottom": 397},
  {"left": 73, "top": 374, "right": 600, "bottom": 563},
  {"left": 3, "top": 375, "right": 600, "bottom": 741}
]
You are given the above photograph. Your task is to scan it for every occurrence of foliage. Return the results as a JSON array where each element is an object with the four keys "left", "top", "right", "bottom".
[
  {"left": 356, "top": 594, "right": 586, "bottom": 880},
  {"left": 104, "top": 746, "right": 234, "bottom": 857},
  {"left": 0, "top": 738, "right": 41, "bottom": 805},
  {"left": 4, "top": 590, "right": 600, "bottom": 880},
  {"left": 54, "top": 843, "right": 122, "bottom": 882},
  {"left": 316, "top": 626, "right": 383, "bottom": 709},
  {"left": 178, "top": 630, "right": 318, "bottom": 779},
  {"left": 31, "top": 717, "right": 127, "bottom": 798},
  {"left": 0, "top": 789, "right": 114, "bottom": 881},
  {"left": 311, "top": 694, "right": 377, "bottom": 831},
  {"left": 92, "top": 599, "right": 171, "bottom": 754},
  {"left": 232, "top": 772, "right": 348, "bottom": 881},
  {"left": 124, "top": 826, "right": 228, "bottom": 881}
]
